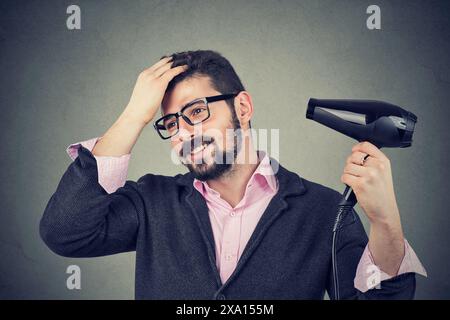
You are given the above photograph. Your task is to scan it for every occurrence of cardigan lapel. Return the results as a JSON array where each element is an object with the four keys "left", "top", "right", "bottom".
[{"left": 177, "top": 172, "right": 223, "bottom": 287}]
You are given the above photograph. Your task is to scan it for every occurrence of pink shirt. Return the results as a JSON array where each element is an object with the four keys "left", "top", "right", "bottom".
[
  {"left": 67, "top": 137, "right": 427, "bottom": 293},
  {"left": 193, "top": 149, "right": 278, "bottom": 283}
]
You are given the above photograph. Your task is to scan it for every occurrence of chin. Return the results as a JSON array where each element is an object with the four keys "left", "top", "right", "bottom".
[
  {"left": 180, "top": 144, "right": 237, "bottom": 181},
  {"left": 186, "top": 162, "right": 232, "bottom": 181}
]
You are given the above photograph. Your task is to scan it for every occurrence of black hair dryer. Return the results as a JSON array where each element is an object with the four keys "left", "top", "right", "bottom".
[
  {"left": 306, "top": 98, "right": 418, "bottom": 299},
  {"left": 306, "top": 98, "right": 417, "bottom": 208}
]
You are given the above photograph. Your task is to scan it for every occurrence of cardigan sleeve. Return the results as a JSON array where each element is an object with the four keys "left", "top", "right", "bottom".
[
  {"left": 326, "top": 208, "right": 416, "bottom": 300},
  {"left": 39, "top": 145, "right": 143, "bottom": 258}
]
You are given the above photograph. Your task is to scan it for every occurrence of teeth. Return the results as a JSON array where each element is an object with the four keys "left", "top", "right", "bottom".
[
  {"left": 191, "top": 144, "right": 206, "bottom": 154},
  {"left": 189, "top": 141, "right": 211, "bottom": 156}
]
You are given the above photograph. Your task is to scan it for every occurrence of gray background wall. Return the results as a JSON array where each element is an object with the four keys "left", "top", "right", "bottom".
[{"left": 0, "top": 0, "right": 448, "bottom": 299}]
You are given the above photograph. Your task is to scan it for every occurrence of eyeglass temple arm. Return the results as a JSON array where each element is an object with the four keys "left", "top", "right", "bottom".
[{"left": 206, "top": 93, "right": 239, "bottom": 103}]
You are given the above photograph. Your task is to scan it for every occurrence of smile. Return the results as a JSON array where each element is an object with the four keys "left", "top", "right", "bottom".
[{"left": 191, "top": 141, "right": 211, "bottom": 155}]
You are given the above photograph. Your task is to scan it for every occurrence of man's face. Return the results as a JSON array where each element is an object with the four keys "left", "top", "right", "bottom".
[{"left": 161, "top": 76, "right": 242, "bottom": 181}]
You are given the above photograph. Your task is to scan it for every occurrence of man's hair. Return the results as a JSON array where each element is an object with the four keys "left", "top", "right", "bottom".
[{"left": 162, "top": 50, "right": 251, "bottom": 128}]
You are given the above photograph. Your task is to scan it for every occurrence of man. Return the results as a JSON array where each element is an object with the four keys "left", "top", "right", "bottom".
[{"left": 40, "top": 50, "right": 426, "bottom": 299}]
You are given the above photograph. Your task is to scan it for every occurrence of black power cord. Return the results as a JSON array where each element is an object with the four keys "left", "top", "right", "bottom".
[{"left": 332, "top": 185, "right": 359, "bottom": 300}]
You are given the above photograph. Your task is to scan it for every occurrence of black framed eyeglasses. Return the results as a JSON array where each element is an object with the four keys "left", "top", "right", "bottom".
[{"left": 153, "top": 93, "right": 239, "bottom": 139}]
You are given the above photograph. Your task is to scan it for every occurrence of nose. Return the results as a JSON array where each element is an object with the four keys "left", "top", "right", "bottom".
[{"left": 176, "top": 116, "right": 195, "bottom": 142}]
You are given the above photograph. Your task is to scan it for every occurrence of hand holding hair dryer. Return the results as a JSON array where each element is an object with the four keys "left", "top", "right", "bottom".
[{"left": 305, "top": 98, "right": 418, "bottom": 300}]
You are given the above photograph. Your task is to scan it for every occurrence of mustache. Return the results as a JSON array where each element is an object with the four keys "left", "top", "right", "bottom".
[{"left": 179, "top": 135, "right": 215, "bottom": 158}]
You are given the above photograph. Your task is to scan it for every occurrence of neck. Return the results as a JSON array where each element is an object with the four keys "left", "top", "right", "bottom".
[{"left": 207, "top": 130, "right": 259, "bottom": 208}]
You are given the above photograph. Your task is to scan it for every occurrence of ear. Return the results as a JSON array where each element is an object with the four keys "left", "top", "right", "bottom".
[{"left": 234, "top": 91, "right": 253, "bottom": 129}]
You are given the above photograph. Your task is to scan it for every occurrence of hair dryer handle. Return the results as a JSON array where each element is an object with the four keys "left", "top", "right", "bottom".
[{"left": 333, "top": 185, "right": 358, "bottom": 232}]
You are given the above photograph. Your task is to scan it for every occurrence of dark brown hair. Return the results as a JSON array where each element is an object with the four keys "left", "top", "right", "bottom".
[{"left": 162, "top": 50, "right": 249, "bottom": 127}]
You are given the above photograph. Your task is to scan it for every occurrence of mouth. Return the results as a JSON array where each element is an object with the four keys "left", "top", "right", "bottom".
[
  {"left": 191, "top": 140, "right": 212, "bottom": 155},
  {"left": 179, "top": 136, "right": 216, "bottom": 164}
]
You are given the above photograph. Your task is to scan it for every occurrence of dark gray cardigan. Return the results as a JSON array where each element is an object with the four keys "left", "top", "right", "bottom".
[{"left": 40, "top": 145, "right": 415, "bottom": 299}]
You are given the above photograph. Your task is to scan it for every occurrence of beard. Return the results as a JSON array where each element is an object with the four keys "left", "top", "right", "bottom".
[
  {"left": 185, "top": 144, "right": 237, "bottom": 181},
  {"left": 180, "top": 114, "right": 242, "bottom": 181}
]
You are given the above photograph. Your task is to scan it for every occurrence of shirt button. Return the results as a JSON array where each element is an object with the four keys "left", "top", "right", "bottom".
[
  {"left": 217, "top": 294, "right": 226, "bottom": 300},
  {"left": 225, "top": 254, "right": 232, "bottom": 261},
  {"left": 230, "top": 210, "right": 235, "bottom": 217}
]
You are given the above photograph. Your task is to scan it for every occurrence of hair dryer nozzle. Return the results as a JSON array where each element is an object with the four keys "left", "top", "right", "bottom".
[{"left": 306, "top": 98, "right": 318, "bottom": 120}]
